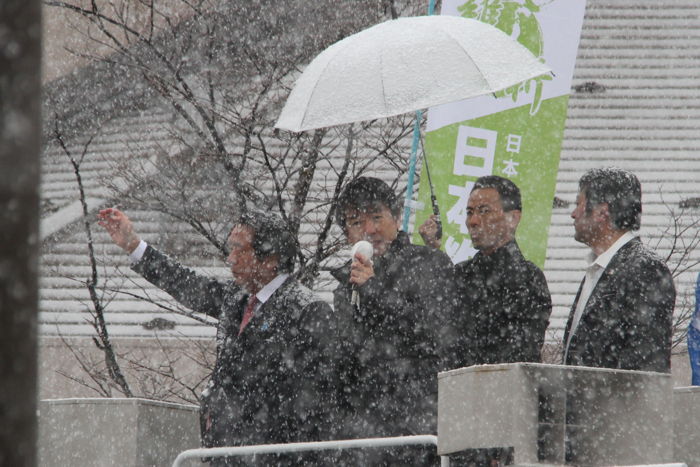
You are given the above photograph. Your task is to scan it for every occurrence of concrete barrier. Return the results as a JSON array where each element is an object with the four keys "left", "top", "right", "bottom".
[
  {"left": 438, "top": 363, "right": 674, "bottom": 466},
  {"left": 673, "top": 386, "right": 700, "bottom": 467},
  {"left": 38, "top": 398, "right": 200, "bottom": 467}
]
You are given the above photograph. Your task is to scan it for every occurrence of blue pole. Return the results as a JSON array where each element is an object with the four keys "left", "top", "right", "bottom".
[
  {"left": 401, "top": 0, "right": 437, "bottom": 232},
  {"left": 689, "top": 271, "right": 700, "bottom": 385},
  {"left": 402, "top": 111, "right": 422, "bottom": 231}
]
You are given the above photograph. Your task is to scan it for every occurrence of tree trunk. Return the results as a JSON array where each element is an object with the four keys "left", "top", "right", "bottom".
[{"left": 0, "top": 1, "right": 41, "bottom": 466}]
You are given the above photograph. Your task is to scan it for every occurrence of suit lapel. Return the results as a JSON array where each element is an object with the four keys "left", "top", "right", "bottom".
[
  {"left": 563, "top": 279, "right": 585, "bottom": 348},
  {"left": 582, "top": 239, "right": 638, "bottom": 315},
  {"left": 565, "top": 239, "right": 639, "bottom": 350}
]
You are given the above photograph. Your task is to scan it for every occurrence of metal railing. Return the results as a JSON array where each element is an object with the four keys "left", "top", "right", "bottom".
[{"left": 172, "top": 434, "right": 449, "bottom": 466}]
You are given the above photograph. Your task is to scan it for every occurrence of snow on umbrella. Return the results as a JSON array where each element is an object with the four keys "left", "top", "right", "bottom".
[{"left": 275, "top": 15, "right": 551, "bottom": 133}]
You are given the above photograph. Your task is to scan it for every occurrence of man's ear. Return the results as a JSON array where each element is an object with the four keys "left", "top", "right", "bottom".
[
  {"left": 260, "top": 254, "right": 280, "bottom": 276},
  {"left": 594, "top": 203, "right": 610, "bottom": 223},
  {"left": 392, "top": 213, "right": 402, "bottom": 231},
  {"left": 505, "top": 210, "right": 521, "bottom": 232}
]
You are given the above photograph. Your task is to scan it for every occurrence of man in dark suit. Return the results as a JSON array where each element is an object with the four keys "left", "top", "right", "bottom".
[
  {"left": 331, "top": 177, "right": 458, "bottom": 465},
  {"left": 563, "top": 168, "right": 675, "bottom": 373},
  {"left": 420, "top": 175, "right": 552, "bottom": 368},
  {"left": 98, "top": 208, "right": 336, "bottom": 465},
  {"left": 420, "top": 175, "right": 552, "bottom": 467}
]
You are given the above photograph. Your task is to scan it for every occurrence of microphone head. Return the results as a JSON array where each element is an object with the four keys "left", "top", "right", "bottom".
[{"left": 351, "top": 240, "right": 374, "bottom": 260}]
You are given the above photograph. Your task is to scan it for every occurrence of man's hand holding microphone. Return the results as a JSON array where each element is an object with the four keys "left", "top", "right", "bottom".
[{"left": 350, "top": 240, "right": 374, "bottom": 307}]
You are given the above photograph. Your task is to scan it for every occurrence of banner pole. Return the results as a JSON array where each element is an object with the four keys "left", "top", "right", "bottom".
[{"left": 402, "top": 0, "right": 437, "bottom": 232}]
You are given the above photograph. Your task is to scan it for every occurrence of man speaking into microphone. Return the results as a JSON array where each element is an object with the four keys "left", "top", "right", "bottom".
[{"left": 331, "top": 177, "right": 458, "bottom": 465}]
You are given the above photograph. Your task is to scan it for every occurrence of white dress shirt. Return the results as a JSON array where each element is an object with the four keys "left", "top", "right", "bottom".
[
  {"left": 129, "top": 239, "right": 148, "bottom": 263},
  {"left": 564, "top": 231, "right": 637, "bottom": 359},
  {"left": 253, "top": 273, "right": 290, "bottom": 308},
  {"left": 129, "top": 239, "right": 289, "bottom": 313}
]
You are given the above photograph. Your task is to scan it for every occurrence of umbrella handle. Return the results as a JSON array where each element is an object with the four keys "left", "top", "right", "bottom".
[
  {"left": 431, "top": 194, "right": 442, "bottom": 240},
  {"left": 421, "top": 125, "right": 442, "bottom": 241}
]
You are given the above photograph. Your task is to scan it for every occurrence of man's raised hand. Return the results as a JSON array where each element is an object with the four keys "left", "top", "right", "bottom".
[
  {"left": 419, "top": 214, "right": 442, "bottom": 249},
  {"left": 97, "top": 208, "right": 141, "bottom": 253}
]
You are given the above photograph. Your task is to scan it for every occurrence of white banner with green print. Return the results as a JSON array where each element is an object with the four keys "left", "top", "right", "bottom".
[{"left": 413, "top": 0, "right": 587, "bottom": 267}]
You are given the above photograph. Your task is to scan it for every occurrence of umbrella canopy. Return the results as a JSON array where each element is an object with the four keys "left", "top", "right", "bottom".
[{"left": 275, "top": 15, "right": 551, "bottom": 132}]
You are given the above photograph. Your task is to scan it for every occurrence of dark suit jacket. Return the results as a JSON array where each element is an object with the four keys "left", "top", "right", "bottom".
[
  {"left": 132, "top": 245, "right": 337, "bottom": 458},
  {"left": 331, "top": 231, "right": 458, "bottom": 438},
  {"left": 330, "top": 232, "right": 457, "bottom": 465},
  {"left": 453, "top": 241, "right": 552, "bottom": 367},
  {"left": 563, "top": 238, "right": 675, "bottom": 373}
]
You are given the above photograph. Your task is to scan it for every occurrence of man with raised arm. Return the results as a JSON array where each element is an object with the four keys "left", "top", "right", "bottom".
[
  {"left": 563, "top": 168, "right": 675, "bottom": 372},
  {"left": 98, "top": 208, "right": 336, "bottom": 466}
]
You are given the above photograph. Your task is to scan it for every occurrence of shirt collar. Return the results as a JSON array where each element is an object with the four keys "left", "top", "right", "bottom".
[
  {"left": 587, "top": 231, "right": 637, "bottom": 269},
  {"left": 473, "top": 240, "right": 518, "bottom": 263},
  {"left": 387, "top": 231, "right": 410, "bottom": 255},
  {"left": 255, "top": 273, "right": 289, "bottom": 304}
]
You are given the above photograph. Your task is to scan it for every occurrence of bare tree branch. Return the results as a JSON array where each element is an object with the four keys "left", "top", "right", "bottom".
[{"left": 53, "top": 118, "right": 133, "bottom": 397}]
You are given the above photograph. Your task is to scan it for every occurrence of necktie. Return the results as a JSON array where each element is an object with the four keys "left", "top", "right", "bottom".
[{"left": 238, "top": 295, "right": 258, "bottom": 335}]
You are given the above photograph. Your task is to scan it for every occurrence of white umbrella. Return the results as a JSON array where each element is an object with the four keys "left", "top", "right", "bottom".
[{"left": 275, "top": 15, "right": 551, "bottom": 132}]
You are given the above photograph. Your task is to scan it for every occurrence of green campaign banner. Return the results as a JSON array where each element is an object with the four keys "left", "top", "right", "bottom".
[{"left": 413, "top": 0, "right": 586, "bottom": 267}]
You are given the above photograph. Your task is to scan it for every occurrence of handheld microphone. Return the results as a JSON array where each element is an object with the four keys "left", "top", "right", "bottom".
[{"left": 350, "top": 240, "right": 374, "bottom": 307}]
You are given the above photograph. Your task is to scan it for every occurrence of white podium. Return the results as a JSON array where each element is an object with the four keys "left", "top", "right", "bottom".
[
  {"left": 38, "top": 398, "right": 200, "bottom": 467},
  {"left": 438, "top": 363, "right": 673, "bottom": 466}
]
